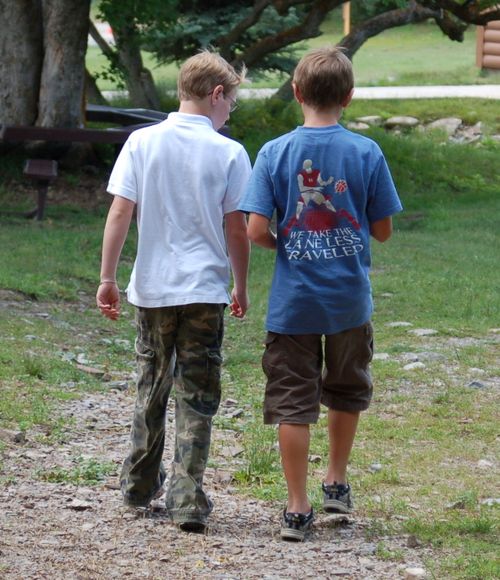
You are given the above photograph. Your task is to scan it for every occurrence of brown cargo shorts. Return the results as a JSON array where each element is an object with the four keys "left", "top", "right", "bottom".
[{"left": 261, "top": 322, "right": 374, "bottom": 424}]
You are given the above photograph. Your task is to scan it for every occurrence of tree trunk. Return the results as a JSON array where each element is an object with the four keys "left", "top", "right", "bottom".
[
  {"left": 115, "top": 26, "right": 161, "bottom": 110},
  {"left": 85, "top": 69, "right": 108, "bottom": 105},
  {"left": 37, "top": 0, "right": 91, "bottom": 128},
  {"left": 0, "top": 0, "right": 43, "bottom": 126}
]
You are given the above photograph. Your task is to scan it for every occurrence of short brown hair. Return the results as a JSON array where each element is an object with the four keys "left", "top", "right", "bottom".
[
  {"left": 292, "top": 46, "right": 353, "bottom": 110},
  {"left": 177, "top": 50, "right": 246, "bottom": 101}
]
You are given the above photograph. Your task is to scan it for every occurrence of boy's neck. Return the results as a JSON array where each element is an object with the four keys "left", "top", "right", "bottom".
[{"left": 301, "top": 103, "right": 343, "bottom": 128}]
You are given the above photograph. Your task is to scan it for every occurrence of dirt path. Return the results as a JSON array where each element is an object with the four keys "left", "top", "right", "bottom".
[{"left": 0, "top": 391, "right": 431, "bottom": 580}]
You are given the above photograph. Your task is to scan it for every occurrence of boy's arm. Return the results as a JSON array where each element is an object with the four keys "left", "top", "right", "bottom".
[
  {"left": 370, "top": 216, "right": 393, "bottom": 243},
  {"left": 225, "top": 210, "right": 250, "bottom": 319},
  {"left": 96, "top": 195, "right": 135, "bottom": 320},
  {"left": 247, "top": 212, "right": 277, "bottom": 250}
]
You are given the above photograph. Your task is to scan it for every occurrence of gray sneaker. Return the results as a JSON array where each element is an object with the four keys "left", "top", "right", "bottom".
[
  {"left": 322, "top": 482, "right": 353, "bottom": 514},
  {"left": 280, "top": 508, "right": 314, "bottom": 541}
]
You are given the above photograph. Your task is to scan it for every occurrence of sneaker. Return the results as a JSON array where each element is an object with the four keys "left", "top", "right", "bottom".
[
  {"left": 178, "top": 519, "right": 207, "bottom": 534},
  {"left": 322, "top": 482, "right": 353, "bottom": 514},
  {"left": 280, "top": 508, "right": 314, "bottom": 541}
]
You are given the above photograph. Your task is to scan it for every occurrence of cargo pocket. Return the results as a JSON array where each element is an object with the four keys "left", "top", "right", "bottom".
[
  {"left": 262, "top": 332, "right": 279, "bottom": 380},
  {"left": 135, "top": 336, "right": 156, "bottom": 403}
]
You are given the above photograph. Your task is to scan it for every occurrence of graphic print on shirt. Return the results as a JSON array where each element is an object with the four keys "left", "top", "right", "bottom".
[{"left": 283, "top": 159, "right": 362, "bottom": 262}]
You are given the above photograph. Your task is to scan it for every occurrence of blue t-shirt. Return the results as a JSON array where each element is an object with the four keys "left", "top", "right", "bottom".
[{"left": 239, "top": 123, "right": 403, "bottom": 335}]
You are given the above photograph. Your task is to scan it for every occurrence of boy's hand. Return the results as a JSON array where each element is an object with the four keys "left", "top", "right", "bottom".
[
  {"left": 229, "top": 287, "right": 249, "bottom": 319},
  {"left": 96, "top": 282, "right": 120, "bottom": 320}
]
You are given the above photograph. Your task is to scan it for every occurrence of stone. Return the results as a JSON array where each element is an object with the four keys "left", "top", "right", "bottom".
[
  {"left": 402, "top": 352, "right": 420, "bottom": 362},
  {"left": 0, "top": 428, "right": 26, "bottom": 444},
  {"left": 408, "top": 328, "right": 438, "bottom": 336},
  {"left": 386, "top": 321, "right": 412, "bottom": 327},
  {"left": 477, "top": 459, "right": 494, "bottom": 469},
  {"left": 369, "top": 462, "right": 383, "bottom": 473},
  {"left": 385, "top": 116, "right": 419, "bottom": 128},
  {"left": 481, "top": 498, "right": 500, "bottom": 506},
  {"left": 467, "top": 380, "right": 486, "bottom": 389},
  {"left": 373, "top": 353, "right": 390, "bottom": 361},
  {"left": 403, "top": 362, "right": 426, "bottom": 371},
  {"left": 426, "top": 117, "right": 462, "bottom": 135},
  {"left": 404, "top": 567, "right": 426, "bottom": 579},
  {"left": 347, "top": 121, "right": 370, "bottom": 131},
  {"left": 356, "top": 115, "right": 383, "bottom": 126}
]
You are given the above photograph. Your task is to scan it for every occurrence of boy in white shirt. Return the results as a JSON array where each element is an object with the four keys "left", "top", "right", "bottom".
[{"left": 96, "top": 50, "right": 251, "bottom": 533}]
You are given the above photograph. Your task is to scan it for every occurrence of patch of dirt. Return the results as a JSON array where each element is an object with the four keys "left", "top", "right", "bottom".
[{"left": 0, "top": 293, "right": 430, "bottom": 579}]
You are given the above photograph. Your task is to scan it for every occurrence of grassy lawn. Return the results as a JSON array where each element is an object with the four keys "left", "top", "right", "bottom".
[
  {"left": 1, "top": 101, "right": 499, "bottom": 577},
  {"left": 86, "top": 12, "right": 500, "bottom": 92}
]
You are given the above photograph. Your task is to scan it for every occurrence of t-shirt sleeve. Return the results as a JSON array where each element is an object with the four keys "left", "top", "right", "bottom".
[
  {"left": 238, "top": 148, "right": 276, "bottom": 219},
  {"left": 223, "top": 146, "right": 252, "bottom": 214},
  {"left": 107, "top": 137, "right": 138, "bottom": 203},
  {"left": 366, "top": 153, "right": 403, "bottom": 223}
]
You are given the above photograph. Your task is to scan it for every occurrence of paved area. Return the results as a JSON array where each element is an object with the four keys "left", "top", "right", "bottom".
[{"left": 238, "top": 85, "right": 500, "bottom": 100}]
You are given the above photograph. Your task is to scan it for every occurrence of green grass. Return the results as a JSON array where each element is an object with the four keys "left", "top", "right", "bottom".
[{"left": 1, "top": 104, "right": 499, "bottom": 577}]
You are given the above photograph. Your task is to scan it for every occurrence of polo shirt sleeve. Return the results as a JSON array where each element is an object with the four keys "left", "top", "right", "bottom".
[
  {"left": 238, "top": 147, "right": 276, "bottom": 219},
  {"left": 223, "top": 146, "right": 252, "bottom": 214},
  {"left": 107, "top": 137, "right": 138, "bottom": 203},
  {"left": 366, "top": 153, "right": 403, "bottom": 223}
]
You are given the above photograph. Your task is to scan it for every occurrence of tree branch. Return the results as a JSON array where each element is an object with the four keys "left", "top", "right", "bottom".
[
  {"left": 233, "top": 0, "right": 344, "bottom": 68},
  {"left": 418, "top": 1, "right": 500, "bottom": 24},
  {"left": 88, "top": 19, "right": 116, "bottom": 61},
  {"left": 340, "top": 2, "right": 438, "bottom": 60}
]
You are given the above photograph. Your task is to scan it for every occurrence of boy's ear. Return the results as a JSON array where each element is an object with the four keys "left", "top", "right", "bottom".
[
  {"left": 209, "top": 84, "right": 224, "bottom": 104},
  {"left": 342, "top": 88, "right": 354, "bottom": 108},
  {"left": 292, "top": 82, "right": 304, "bottom": 104}
]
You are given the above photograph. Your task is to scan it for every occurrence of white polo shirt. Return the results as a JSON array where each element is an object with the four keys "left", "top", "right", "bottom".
[{"left": 107, "top": 112, "right": 252, "bottom": 308}]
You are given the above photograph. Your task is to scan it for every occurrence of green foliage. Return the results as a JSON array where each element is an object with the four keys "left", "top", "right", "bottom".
[
  {"left": 147, "top": 2, "right": 305, "bottom": 75},
  {"left": 351, "top": 0, "right": 408, "bottom": 24},
  {"left": 37, "top": 456, "right": 117, "bottom": 485}
]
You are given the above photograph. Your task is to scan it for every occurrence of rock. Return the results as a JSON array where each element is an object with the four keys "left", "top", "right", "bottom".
[
  {"left": 403, "top": 362, "right": 426, "bottom": 371},
  {"left": 369, "top": 462, "right": 383, "bottom": 473},
  {"left": 373, "top": 353, "right": 390, "bottom": 361},
  {"left": 0, "top": 428, "right": 26, "bottom": 444},
  {"left": 477, "top": 459, "right": 494, "bottom": 469},
  {"left": 107, "top": 381, "right": 129, "bottom": 391},
  {"left": 467, "top": 380, "right": 486, "bottom": 389},
  {"left": 347, "top": 121, "right": 370, "bottom": 131},
  {"left": 356, "top": 115, "right": 383, "bottom": 126},
  {"left": 385, "top": 116, "right": 419, "bottom": 129},
  {"left": 66, "top": 499, "right": 92, "bottom": 511},
  {"left": 408, "top": 328, "right": 438, "bottom": 337},
  {"left": 407, "top": 534, "right": 421, "bottom": 548},
  {"left": 402, "top": 352, "right": 420, "bottom": 362},
  {"left": 426, "top": 117, "right": 462, "bottom": 135},
  {"left": 481, "top": 498, "right": 500, "bottom": 506},
  {"left": 386, "top": 321, "right": 413, "bottom": 327},
  {"left": 404, "top": 567, "right": 426, "bottom": 579},
  {"left": 308, "top": 454, "right": 321, "bottom": 463}
]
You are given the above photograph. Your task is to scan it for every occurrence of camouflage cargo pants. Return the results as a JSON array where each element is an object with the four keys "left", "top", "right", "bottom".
[{"left": 120, "top": 303, "right": 224, "bottom": 524}]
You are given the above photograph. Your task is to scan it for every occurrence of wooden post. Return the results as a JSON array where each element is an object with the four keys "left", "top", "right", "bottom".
[
  {"left": 343, "top": 2, "right": 351, "bottom": 36},
  {"left": 476, "top": 26, "right": 485, "bottom": 67}
]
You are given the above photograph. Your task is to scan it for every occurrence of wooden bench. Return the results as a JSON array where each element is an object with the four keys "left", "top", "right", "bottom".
[
  {"left": 0, "top": 120, "right": 153, "bottom": 220},
  {"left": 23, "top": 159, "right": 59, "bottom": 220}
]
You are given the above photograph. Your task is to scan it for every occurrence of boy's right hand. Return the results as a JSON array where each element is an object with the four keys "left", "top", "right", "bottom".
[
  {"left": 229, "top": 287, "right": 249, "bottom": 319},
  {"left": 96, "top": 282, "right": 120, "bottom": 320}
]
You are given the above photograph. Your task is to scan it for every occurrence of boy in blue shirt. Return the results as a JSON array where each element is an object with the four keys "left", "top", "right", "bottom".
[{"left": 239, "top": 47, "right": 402, "bottom": 541}]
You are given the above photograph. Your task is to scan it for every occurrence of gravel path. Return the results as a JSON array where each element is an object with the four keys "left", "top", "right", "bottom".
[{"left": 0, "top": 388, "right": 430, "bottom": 579}]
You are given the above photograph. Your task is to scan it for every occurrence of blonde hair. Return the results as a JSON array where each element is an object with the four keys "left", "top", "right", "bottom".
[
  {"left": 293, "top": 46, "right": 353, "bottom": 110},
  {"left": 177, "top": 50, "right": 246, "bottom": 101}
]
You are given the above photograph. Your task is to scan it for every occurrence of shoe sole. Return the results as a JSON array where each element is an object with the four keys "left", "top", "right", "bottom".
[
  {"left": 323, "top": 499, "right": 353, "bottom": 514},
  {"left": 280, "top": 527, "right": 307, "bottom": 541},
  {"left": 178, "top": 521, "right": 206, "bottom": 534}
]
